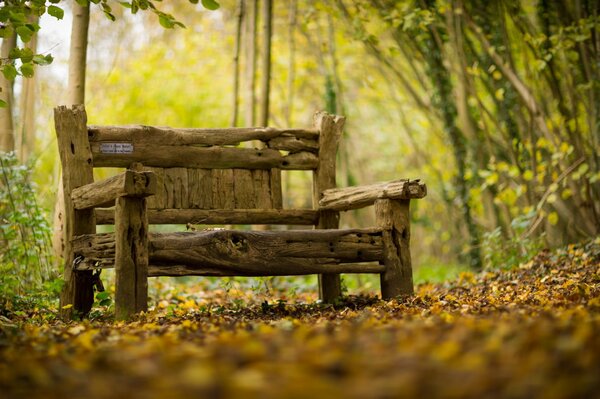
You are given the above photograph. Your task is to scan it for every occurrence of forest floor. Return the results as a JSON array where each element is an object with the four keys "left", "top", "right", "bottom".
[{"left": 1, "top": 239, "right": 600, "bottom": 399}]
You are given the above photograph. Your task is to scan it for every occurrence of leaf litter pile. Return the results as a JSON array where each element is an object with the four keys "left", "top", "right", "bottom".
[{"left": 1, "top": 240, "right": 600, "bottom": 399}]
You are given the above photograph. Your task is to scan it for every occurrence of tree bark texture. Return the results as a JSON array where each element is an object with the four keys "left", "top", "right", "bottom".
[{"left": 0, "top": 34, "right": 16, "bottom": 153}]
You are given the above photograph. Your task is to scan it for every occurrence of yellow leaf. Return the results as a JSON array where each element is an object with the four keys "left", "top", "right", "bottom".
[
  {"left": 495, "top": 88, "right": 505, "bottom": 100},
  {"left": 492, "top": 70, "right": 502, "bottom": 80},
  {"left": 548, "top": 211, "right": 559, "bottom": 225}
]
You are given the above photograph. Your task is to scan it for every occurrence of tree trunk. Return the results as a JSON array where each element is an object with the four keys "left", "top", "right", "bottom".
[
  {"left": 0, "top": 34, "right": 16, "bottom": 153},
  {"left": 259, "top": 0, "right": 272, "bottom": 127},
  {"left": 243, "top": 0, "right": 258, "bottom": 126},
  {"left": 18, "top": 15, "right": 39, "bottom": 162},
  {"left": 231, "top": 0, "right": 244, "bottom": 127}
]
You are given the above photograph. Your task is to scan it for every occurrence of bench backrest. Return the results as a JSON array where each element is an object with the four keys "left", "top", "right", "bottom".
[{"left": 61, "top": 106, "right": 345, "bottom": 227}]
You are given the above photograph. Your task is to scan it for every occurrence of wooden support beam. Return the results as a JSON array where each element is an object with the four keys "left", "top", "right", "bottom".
[
  {"left": 312, "top": 111, "right": 345, "bottom": 303},
  {"left": 375, "top": 199, "right": 413, "bottom": 299},
  {"left": 114, "top": 196, "right": 148, "bottom": 320},
  {"left": 71, "top": 228, "right": 385, "bottom": 275},
  {"left": 71, "top": 170, "right": 156, "bottom": 209},
  {"left": 90, "top": 144, "right": 318, "bottom": 170},
  {"left": 88, "top": 125, "right": 319, "bottom": 145},
  {"left": 319, "top": 179, "right": 427, "bottom": 211},
  {"left": 95, "top": 208, "right": 319, "bottom": 225},
  {"left": 54, "top": 105, "right": 95, "bottom": 320}
]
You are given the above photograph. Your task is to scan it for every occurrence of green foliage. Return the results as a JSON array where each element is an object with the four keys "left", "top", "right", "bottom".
[
  {"left": 482, "top": 211, "right": 545, "bottom": 270},
  {"left": 0, "top": 152, "right": 56, "bottom": 300}
]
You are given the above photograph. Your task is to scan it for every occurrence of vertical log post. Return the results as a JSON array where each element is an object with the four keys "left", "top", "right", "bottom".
[
  {"left": 313, "top": 111, "right": 345, "bottom": 303},
  {"left": 375, "top": 199, "right": 414, "bottom": 299},
  {"left": 115, "top": 164, "right": 150, "bottom": 320},
  {"left": 55, "top": 105, "right": 95, "bottom": 319}
]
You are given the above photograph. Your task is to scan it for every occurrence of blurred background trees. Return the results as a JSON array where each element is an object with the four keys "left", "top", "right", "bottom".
[{"left": 1, "top": 0, "right": 598, "bottom": 289}]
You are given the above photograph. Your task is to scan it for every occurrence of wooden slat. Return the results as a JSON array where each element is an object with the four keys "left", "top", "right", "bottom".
[
  {"left": 90, "top": 145, "right": 318, "bottom": 170},
  {"left": 270, "top": 168, "right": 283, "bottom": 209},
  {"left": 319, "top": 179, "right": 427, "bottom": 211},
  {"left": 88, "top": 125, "right": 319, "bottom": 146},
  {"left": 164, "top": 167, "right": 189, "bottom": 209},
  {"left": 145, "top": 167, "right": 165, "bottom": 209},
  {"left": 72, "top": 228, "right": 385, "bottom": 276},
  {"left": 254, "top": 170, "right": 272, "bottom": 209},
  {"left": 212, "top": 169, "right": 234, "bottom": 209},
  {"left": 233, "top": 169, "right": 256, "bottom": 208},
  {"left": 95, "top": 208, "right": 320, "bottom": 225},
  {"left": 71, "top": 170, "right": 156, "bottom": 210},
  {"left": 187, "top": 169, "right": 212, "bottom": 209}
]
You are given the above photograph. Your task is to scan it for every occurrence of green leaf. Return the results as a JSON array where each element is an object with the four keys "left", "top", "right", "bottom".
[
  {"left": 33, "top": 54, "right": 53, "bottom": 66},
  {"left": 189, "top": 0, "right": 199, "bottom": 3},
  {"left": 2, "top": 64, "right": 18, "bottom": 80},
  {"left": 47, "top": 5, "right": 65, "bottom": 20},
  {"left": 99, "top": 299, "right": 112, "bottom": 307},
  {"left": 96, "top": 291, "right": 110, "bottom": 300},
  {"left": 158, "top": 14, "right": 175, "bottom": 28},
  {"left": 20, "top": 63, "right": 34, "bottom": 78},
  {"left": 201, "top": 0, "right": 220, "bottom": 10},
  {"left": 0, "top": 99, "right": 7, "bottom": 108},
  {"left": 16, "top": 25, "right": 33, "bottom": 43}
]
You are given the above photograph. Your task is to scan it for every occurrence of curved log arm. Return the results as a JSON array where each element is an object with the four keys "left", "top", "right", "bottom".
[
  {"left": 318, "top": 179, "right": 427, "bottom": 212},
  {"left": 71, "top": 170, "right": 156, "bottom": 210}
]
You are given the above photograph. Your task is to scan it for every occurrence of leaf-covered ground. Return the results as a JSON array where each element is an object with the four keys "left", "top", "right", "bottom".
[{"left": 1, "top": 240, "right": 600, "bottom": 399}]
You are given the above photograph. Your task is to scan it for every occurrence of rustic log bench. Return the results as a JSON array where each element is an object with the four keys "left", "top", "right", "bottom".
[{"left": 55, "top": 105, "right": 426, "bottom": 319}]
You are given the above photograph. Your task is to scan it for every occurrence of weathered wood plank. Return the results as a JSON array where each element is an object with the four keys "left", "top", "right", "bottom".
[
  {"left": 145, "top": 167, "right": 165, "bottom": 209},
  {"left": 95, "top": 208, "right": 319, "bottom": 225},
  {"left": 253, "top": 170, "right": 272, "bottom": 209},
  {"left": 312, "top": 111, "right": 345, "bottom": 303},
  {"left": 187, "top": 169, "right": 212, "bottom": 209},
  {"left": 212, "top": 169, "right": 235, "bottom": 209},
  {"left": 72, "top": 228, "right": 385, "bottom": 275},
  {"left": 164, "top": 167, "right": 188, "bottom": 209},
  {"left": 270, "top": 168, "right": 283, "bottom": 209},
  {"left": 114, "top": 196, "right": 148, "bottom": 320},
  {"left": 375, "top": 199, "right": 413, "bottom": 298},
  {"left": 91, "top": 144, "right": 318, "bottom": 170},
  {"left": 319, "top": 179, "right": 427, "bottom": 211},
  {"left": 233, "top": 169, "right": 256, "bottom": 208},
  {"left": 88, "top": 125, "right": 319, "bottom": 146},
  {"left": 55, "top": 105, "right": 95, "bottom": 319},
  {"left": 71, "top": 170, "right": 156, "bottom": 210},
  {"left": 267, "top": 136, "right": 318, "bottom": 153},
  {"left": 148, "top": 262, "right": 384, "bottom": 277}
]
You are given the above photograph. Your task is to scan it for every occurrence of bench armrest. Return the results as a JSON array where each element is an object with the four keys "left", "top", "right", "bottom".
[
  {"left": 318, "top": 179, "right": 426, "bottom": 212},
  {"left": 71, "top": 170, "right": 156, "bottom": 210}
]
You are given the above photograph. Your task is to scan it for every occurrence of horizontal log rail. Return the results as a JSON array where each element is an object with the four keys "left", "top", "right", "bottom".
[
  {"left": 71, "top": 228, "right": 385, "bottom": 275},
  {"left": 319, "top": 179, "right": 427, "bottom": 211},
  {"left": 71, "top": 170, "right": 156, "bottom": 210},
  {"left": 95, "top": 208, "right": 320, "bottom": 225},
  {"left": 91, "top": 144, "right": 318, "bottom": 170},
  {"left": 88, "top": 125, "right": 320, "bottom": 145}
]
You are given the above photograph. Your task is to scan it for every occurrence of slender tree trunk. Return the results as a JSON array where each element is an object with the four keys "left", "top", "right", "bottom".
[
  {"left": 18, "top": 15, "right": 39, "bottom": 162},
  {"left": 55, "top": 2, "right": 91, "bottom": 319},
  {"left": 244, "top": 0, "right": 258, "bottom": 126},
  {"left": 231, "top": 0, "right": 244, "bottom": 127},
  {"left": 0, "top": 34, "right": 16, "bottom": 153},
  {"left": 259, "top": 0, "right": 272, "bottom": 127},
  {"left": 285, "top": 0, "right": 297, "bottom": 127}
]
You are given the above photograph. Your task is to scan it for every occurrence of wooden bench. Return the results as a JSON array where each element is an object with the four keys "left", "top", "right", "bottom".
[{"left": 55, "top": 105, "right": 426, "bottom": 319}]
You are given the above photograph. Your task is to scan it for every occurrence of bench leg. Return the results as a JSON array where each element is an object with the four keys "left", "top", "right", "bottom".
[
  {"left": 375, "top": 199, "right": 414, "bottom": 299},
  {"left": 115, "top": 196, "right": 149, "bottom": 320}
]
